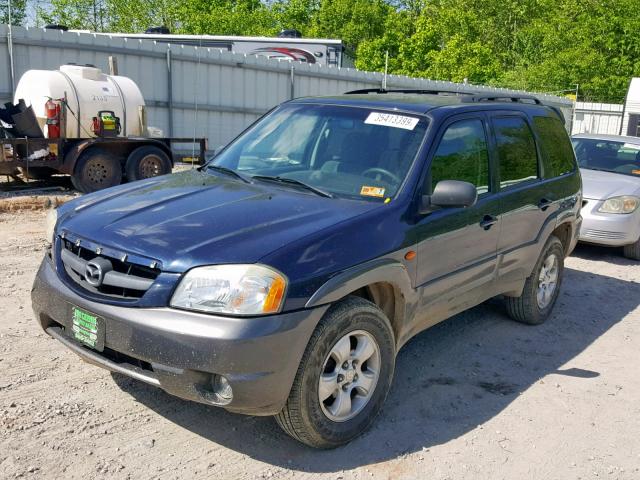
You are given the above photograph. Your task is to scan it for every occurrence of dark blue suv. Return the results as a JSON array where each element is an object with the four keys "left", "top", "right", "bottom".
[{"left": 32, "top": 90, "right": 582, "bottom": 448}]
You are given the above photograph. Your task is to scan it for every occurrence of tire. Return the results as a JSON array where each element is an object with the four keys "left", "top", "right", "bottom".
[
  {"left": 505, "top": 235, "right": 564, "bottom": 325},
  {"left": 18, "top": 166, "right": 56, "bottom": 180},
  {"left": 275, "top": 296, "right": 395, "bottom": 449},
  {"left": 71, "top": 149, "right": 122, "bottom": 193},
  {"left": 623, "top": 238, "right": 640, "bottom": 260},
  {"left": 125, "top": 146, "right": 172, "bottom": 182}
]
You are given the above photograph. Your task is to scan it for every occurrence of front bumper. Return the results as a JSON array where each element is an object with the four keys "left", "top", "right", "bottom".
[
  {"left": 31, "top": 256, "right": 329, "bottom": 416},
  {"left": 579, "top": 198, "right": 640, "bottom": 247}
]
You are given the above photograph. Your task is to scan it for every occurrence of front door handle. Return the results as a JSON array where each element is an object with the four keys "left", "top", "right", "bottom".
[
  {"left": 538, "top": 198, "right": 552, "bottom": 211},
  {"left": 479, "top": 215, "right": 497, "bottom": 230}
]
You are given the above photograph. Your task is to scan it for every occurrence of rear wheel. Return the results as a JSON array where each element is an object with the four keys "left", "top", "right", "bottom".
[
  {"left": 623, "top": 238, "right": 640, "bottom": 260},
  {"left": 505, "top": 235, "right": 564, "bottom": 325},
  {"left": 275, "top": 296, "right": 395, "bottom": 448},
  {"left": 71, "top": 149, "right": 122, "bottom": 193},
  {"left": 125, "top": 146, "right": 172, "bottom": 182}
]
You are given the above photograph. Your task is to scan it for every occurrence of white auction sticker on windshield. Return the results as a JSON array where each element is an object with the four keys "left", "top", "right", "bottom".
[{"left": 365, "top": 112, "right": 420, "bottom": 130}]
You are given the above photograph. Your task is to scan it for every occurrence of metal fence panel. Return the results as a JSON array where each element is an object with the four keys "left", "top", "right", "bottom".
[
  {"left": 571, "top": 102, "right": 623, "bottom": 136},
  {"left": 1, "top": 25, "right": 573, "bottom": 149}
]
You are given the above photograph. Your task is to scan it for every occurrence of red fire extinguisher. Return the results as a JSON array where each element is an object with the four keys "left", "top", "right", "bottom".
[{"left": 45, "top": 98, "right": 61, "bottom": 138}]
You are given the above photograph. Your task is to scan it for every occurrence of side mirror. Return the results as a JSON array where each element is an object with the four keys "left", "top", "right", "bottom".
[{"left": 420, "top": 180, "right": 478, "bottom": 214}]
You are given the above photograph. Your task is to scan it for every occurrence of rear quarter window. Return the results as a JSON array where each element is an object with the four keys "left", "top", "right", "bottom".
[{"left": 532, "top": 116, "right": 576, "bottom": 178}]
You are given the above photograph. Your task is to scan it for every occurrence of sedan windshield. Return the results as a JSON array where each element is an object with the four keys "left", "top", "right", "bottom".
[
  {"left": 210, "top": 104, "right": 428, "bottom": 200},
  {"left": 572, "top": 138, "right": 640, "bottom": 177}
]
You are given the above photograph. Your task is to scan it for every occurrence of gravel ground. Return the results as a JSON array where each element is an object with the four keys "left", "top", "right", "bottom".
[{"left": 1, "top": 210, "right": 639, "bottom": 480}]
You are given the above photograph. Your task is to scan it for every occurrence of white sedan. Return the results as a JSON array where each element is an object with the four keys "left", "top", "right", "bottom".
[{"left": 572, "top": 134, "right": 640, "bottom": 260}]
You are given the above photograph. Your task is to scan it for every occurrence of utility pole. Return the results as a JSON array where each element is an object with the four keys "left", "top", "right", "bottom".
[
  {"left": 7, "top": 0, "right": 16, "bottom": 94},
  {"left": 619, "top": 79, "right": 631, "bottom": 136},
  {"left": 382, "top": 51, "right": 389, "bottom": 91}
]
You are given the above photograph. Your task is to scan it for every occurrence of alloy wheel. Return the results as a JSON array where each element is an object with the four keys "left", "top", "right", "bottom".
[
  {"left": 537, "top": 253, "right": 559, "bottom": 309},
  {"left": 318, "top": 330, "right": 381, "bottom": 422}
]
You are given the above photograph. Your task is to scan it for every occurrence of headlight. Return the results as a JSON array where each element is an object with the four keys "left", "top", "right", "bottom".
[
  {"left": 170, "top": 264, "right": 287, "bottom": 315},
  {"left": 598, "top": 196, "right": 639, "bottom": 214},
  {"left": 45, "top": 208, "right": 58, "bottom": 243}
]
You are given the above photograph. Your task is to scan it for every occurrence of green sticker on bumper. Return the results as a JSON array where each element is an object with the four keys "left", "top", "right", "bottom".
[{"left": 71, "top": 306, "right": 100, "bottom": 349}]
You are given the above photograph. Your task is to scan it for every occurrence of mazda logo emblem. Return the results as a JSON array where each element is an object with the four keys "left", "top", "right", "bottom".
[
  {"left": 85, "top": 261, "right": 104, "bottom": 286},
  {"left": 84, "top": 257, "right": 112, "bottom": 287}
]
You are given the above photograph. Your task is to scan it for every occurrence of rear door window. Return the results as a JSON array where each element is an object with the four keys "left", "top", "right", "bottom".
[
  {"left": 429, "top": 118, "right": 490, "bottom": 195},
  {"left": 492, "top": 116, "right": 539, "bottom": 189},
  {"left": 533, "top": 116, "right": 576, "bottom": 178}
]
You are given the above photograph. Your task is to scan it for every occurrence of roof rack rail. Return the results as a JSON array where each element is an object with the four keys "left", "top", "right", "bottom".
[
  {"left": 344, "top": 88, "right": 544, "bottom": 105},
  {"left": 463, "top": 94, "right": 542, "bottom": 105},
  {"left": 345, "top": 88, "right": 461, "bottom": 96}
]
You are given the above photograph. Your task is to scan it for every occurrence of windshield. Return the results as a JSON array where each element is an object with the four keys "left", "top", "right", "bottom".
[
  {"left": 210, "top": 104, "right": 428, "bottom": 200},
  {"left": 572, "top": 138, "right": 640, "bottom": 177}
]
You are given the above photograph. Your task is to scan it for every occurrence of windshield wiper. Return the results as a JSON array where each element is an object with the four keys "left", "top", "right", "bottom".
[
  {"left": 251, "top": 175, "right": 333, "bottom": 198},
  {"left": 205, "top": 165, "right": 251, "bottom": 183}
]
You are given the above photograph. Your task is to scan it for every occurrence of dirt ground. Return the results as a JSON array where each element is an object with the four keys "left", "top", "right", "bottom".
[{"left": 1, "top": 210, "right": 639, "bottom": 480}]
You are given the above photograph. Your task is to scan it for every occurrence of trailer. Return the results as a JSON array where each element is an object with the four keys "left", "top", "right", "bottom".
[
  {"left": 0, "top": 135, "right": 207, "bottom": 192},
  {"left": 100, "top": 32, "right": 353, "bottom": 68},
  {"left": 1, "top": 64, "right": 207, "bottom": 192}
]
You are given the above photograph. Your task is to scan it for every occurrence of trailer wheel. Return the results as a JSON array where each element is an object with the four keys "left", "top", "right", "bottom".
[
  {"left": 125, "top": 146, "right": 172, "bottom": 182},
  {"left": 71, "top": 149, "right": 122, "bottom": 193}
]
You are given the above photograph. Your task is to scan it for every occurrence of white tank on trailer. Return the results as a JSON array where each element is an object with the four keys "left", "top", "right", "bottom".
[{"left": 14, "top": 64, "right": 146, "bottom": 138}]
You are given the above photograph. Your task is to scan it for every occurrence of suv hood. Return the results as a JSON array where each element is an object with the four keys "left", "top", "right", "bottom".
[
  {"left": 58, "top": 170, "right": 380, "bottom": 272},
  {"left": 580, "top": 168, "right": 640, "bottom": 200}
]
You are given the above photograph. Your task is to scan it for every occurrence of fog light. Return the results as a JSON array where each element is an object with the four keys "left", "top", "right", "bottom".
[{"left": 212, "top": 375, "right": 233, "bottom": 403}]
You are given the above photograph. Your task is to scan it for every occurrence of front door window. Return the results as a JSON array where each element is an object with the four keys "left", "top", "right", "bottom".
[{"left": 428, "top": 119, "right": 490, "bottom": 195}]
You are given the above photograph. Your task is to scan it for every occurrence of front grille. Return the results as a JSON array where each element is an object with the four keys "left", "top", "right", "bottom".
[
  {"left": 60, "top": 238, "right": 160, "bottom": 299},
  {"left": 582, "top": 228, "right": 626, "bottom": 240}
]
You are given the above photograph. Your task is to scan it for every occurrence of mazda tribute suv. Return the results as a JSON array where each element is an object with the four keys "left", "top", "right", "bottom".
[{"left": 32, "top": 90, "right": 582, "bottom": 448}]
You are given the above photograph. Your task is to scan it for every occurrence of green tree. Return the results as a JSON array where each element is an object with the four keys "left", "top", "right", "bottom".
[
  {"left": 498, "top": 0, "right": 640, "bottom": 102},
  {"left": 107, "top": 1, "right": 181, "bottom": 33},
  {"left": 174, "top": 0, "right": 276, "bottom": 36},
  {"left": 307, "top": 0, "right": 391, "bottom": 52},
  {"left": 271, "top": 0, "right": 318, "bottom": 34},
  {"left": 1, "top": 0, "right": 28, "bottom": 25},
  {"left": 355, "top": 8, "right": 416, "bottom": 72},
  {"left": 38, "top": 0, "right": 109, "bottom": 31}
]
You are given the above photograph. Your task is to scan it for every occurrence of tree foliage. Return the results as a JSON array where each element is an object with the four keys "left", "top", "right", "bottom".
[
  {"left": 1, "top": 0, "right": 28, "bottom": 25},
  {"left": 33, "top": 0, "right": 640, "bottom": 102}
]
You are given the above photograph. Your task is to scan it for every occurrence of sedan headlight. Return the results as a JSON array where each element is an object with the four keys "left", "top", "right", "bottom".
[
  {"left": 170, "top": 264, "right": 287, "bottom": 315},
  {"left": 45, "top": 208, "right": 58, "bottom": 243},
  {"left": 598, "top": 196, "right": 639, "bottom": 214}
]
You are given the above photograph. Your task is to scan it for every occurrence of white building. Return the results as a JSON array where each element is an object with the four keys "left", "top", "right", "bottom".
[
  {"left": 571, "top": 78, "right": 640, "bottom": 137},
  {"left": 621, "top": 77, "right": 640, "bottom": 137}
]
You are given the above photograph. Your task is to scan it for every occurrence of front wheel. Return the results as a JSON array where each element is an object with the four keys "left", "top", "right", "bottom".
[
  {"left": 275, "top": 297, "right": 395, "bottom": 448},
  {"left": 505, "top": 235, "right": 564, "bottom": 325}
]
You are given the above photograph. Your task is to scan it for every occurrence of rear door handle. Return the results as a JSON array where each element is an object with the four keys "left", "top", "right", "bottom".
[
  {"left": 538, "top": 198, "right": 552, "bottom": 211},
  {"left": 479, "top": 215, "right": 497, "bottom": 230}
]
